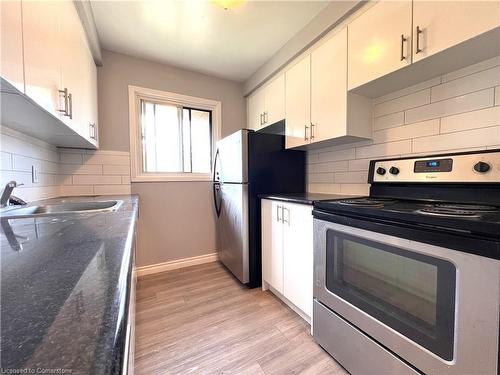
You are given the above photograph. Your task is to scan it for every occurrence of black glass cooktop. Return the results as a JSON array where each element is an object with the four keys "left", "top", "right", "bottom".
[{"left": 314, "top": 197, "right": 500, "bottom": 237}]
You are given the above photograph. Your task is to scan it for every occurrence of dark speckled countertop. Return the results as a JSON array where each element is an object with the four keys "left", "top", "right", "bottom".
[
  {"left": 0, "top": 195, "right": 139, "bottom": 374},
  {"left": 259, "top": 192, "right": 361, "bottom": 205}
]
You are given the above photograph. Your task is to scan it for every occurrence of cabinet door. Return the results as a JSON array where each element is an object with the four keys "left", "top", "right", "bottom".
[
  {"left": 1, "top": 0, "right": 24, "bottom": 92},
  {"left": 247, "top": 89, "right": 265, "bottom": 130},
  {"left": 348, "top": 1, "right": 412, "bottom": 90},
  {"left": 412, "top": 1, "right": 500, "bottom": 63},
  {"left": 23, "top": 1, "right": 62, "bottom": 117},
  {"left": 261, "top": 199, "right": 284, "bottom": 294},
  {"left": 283, "top": 203, "right": 313, "bottom": 317},
  {"left": 285, "top": 55, "right": 311, "bottom": 149},
  {"left": 264, "top": 73, "right": 285, "bottom": 126},
  {"left": 311, "top": 28, "right": 348, "bottom": 143},
  {"left": 59, "top": 0, "right": 90, "bottom": 135}
]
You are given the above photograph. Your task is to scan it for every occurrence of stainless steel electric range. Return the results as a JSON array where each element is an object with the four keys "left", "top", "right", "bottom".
[{"left": 312, "top": 149, "right": 500, "bottom": 375}]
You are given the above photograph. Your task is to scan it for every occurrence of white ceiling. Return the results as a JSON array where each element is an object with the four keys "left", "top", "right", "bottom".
[{"left": 90, "top": 0, "right": 329, "bottom": 82}]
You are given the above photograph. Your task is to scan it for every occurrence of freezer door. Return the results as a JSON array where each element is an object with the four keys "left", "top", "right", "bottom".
[
  {"left": 216, "top": 130, "right": 248, "bottom": 183},
  {"left": 218, "top": 183, "right": 249, "bottom": 283}
]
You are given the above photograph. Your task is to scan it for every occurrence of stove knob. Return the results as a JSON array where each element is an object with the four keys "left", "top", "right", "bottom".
[
  {"left": 376, "top": 167, "right": 386, "bottom": 175},
  {"left": 389, "top": 166, "right": 400, "bottom": 175},
  {"left": 474, "top": 161, "right": 491, "bottom": 173}
]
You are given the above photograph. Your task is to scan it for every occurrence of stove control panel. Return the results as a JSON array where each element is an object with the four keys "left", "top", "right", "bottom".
[{"left": 370, "top": 150, "right": 500, "bottom": 183}]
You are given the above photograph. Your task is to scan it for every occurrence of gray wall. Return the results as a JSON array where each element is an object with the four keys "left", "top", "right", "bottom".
[{"left": 97, "top": 50, "right": 246, "bottom": 267}]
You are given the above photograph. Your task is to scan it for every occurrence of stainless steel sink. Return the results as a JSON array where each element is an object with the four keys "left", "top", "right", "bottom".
[{"left": 0, "top": 200, "right": 123, "bottom": 219}]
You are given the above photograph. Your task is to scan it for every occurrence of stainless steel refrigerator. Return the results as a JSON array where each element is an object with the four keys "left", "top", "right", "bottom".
[{"left": 213, "top": 128, "right": 305, "bottom": 287}]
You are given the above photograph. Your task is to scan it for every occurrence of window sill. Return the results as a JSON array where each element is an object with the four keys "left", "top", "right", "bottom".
[{"left": 131, "top": 173, "right": 213, "bottom": 183}]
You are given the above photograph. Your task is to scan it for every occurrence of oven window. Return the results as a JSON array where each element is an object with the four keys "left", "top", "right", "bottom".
[{"left": 326, "top": 230, "right": 456, "bottom": 360}]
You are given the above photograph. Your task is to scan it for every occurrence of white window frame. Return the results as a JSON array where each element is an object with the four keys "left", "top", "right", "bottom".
[{"left": 128, "top": 85, "right": 221, "bottom": 182}]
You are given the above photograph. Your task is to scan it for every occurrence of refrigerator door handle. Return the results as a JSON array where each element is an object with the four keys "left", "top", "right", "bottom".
[
  {"left": 213, "top": 182, "right": 222, "bottom": 217},
  {"left": 213, "top": 149, "right": 220, "bottom": 182}
]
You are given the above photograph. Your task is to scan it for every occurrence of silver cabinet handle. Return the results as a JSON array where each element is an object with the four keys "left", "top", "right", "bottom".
[
  {"left": 416, "top": 26, "right": 423, "bottom": 54},
  {"left": 264, "top": 111, "right": 268, "bottom": 124},
  {"left": 276, "top": 204, "right": 281, "bottom": 222},
  {"left": 400, "top": 34, "right": 407, "bottom": 61},
  {"left": 283, "top": 207, "right": 289, "bottom": 225},
  {"left": 89, "top": 123, "right": 97, "bottom": 140},
  {"left": 58, "top": 88, "right": 70, "bottom": 117},
  {"left": 68, "top": 93, "right": 73, "bottom": 119},
  {"left": 304, "top": 125, "right": 309, "bottom": 141},
  {"left": 260, "top": 112, "right": 264, "bottom": 125},
  {"left": 310, "top": 122, "right": 315, "bottom": 141}
]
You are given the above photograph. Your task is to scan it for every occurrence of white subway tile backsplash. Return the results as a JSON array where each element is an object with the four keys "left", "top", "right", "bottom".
[
  {"left": 373, "top": 77, "right": 441, "bottom": 105},
  {"left": 12, "top": 154, "right": 42, "bottom": 172},
  {"left": 405, "top": 88, "right": 494, "bottom": 124},
  {"left": 1, "top": 152, "right": 12, "bottom": 170},
  {"left": 103, "top": 165, "right": 131, "bottom": 175},
  {"left": 442, "top": 55, "right": 500, "bottom": 83},
  {"left": 59, "top": 152, "right": 83, "bottom": 164},
  {"left": 495, "top": 86, "right": 500, "bottom": 106},
  {"left": 59, "top": 163, "right": 103, "bottom": 175},
  {"left": 373, "top": 119, "right": 440, "bottom": 144},
  {"left": 355, "top": 140, "right": 411, "bottom": 159},
  {"left": 431, "top": 66, "right": 500, "bottom": 102},
  {"left": 317, "top": 148, "right": 356, "bottom": 163},
  {"left": 309, "top": 173, "right": 335, "bottom": 184},
  {"left": 308, "top": 161, "right": 349, "bottom": 173},
  {"left": 374, "top": 89, "right": 430, "bottom": 118},
  {"left": 348, "top": 158, "right": 371, "bottom": 172},
  {"left": 1, "top": 126, "right": 132, "bottom": 201},
  {"left": 373, "top": 112, "right": 405, "bottom": 131},
  {"left": 84, "top": 153, "right": 130, "bottom": 166},
  {"left": 93, "top": 184, "right": 132, "bottom": 195},
  {"left": 60, "top": 185, "right": 94, "bottom": 196},
  {"left": 334, "top": 171, "right": 366, "bottom": 184},
  {"left": 72, "top": 174, "right": 122, "bottom": 185},
  {"left": 412, "top": 126, "right": 500, "bottom": 153},
  {"left": 440, "top": 106, "right": 500, "bottom": 133}
]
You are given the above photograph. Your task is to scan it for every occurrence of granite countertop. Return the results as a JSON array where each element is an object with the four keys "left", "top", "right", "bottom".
[
  {"left": 259, "top": 192, "right": 362, "bottom": 205},
  {"left": 0, "top": 195, "right": 139, "bottom": 374}
]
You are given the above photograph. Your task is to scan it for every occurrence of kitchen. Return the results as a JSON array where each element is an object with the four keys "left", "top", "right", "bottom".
[{"left": 1, "top": 0, "right": 499, "bottom": 374}]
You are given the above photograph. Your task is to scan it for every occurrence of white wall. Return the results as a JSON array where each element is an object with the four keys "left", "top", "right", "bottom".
[
  {"left": 0, "top": 125, "right": 132, "bottom": 202},
  {"left": 307, "top": 56, "right": 500, "bottom": 195},
  {"left": 96, "top": 50, "right": 246, "bottom": 267}
]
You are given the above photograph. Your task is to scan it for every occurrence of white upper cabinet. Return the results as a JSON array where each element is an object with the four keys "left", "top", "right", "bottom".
[
  {"left": 23, "top": 0, "right": 63, "bottom": 118},
  {"left": 285, "top": 55, "right": 311, "bottom": 149},
  {"left": 264, "top": 74, "right": 285, "bottom": 126},
  {"left": 247, "top": 89, "right": 266, "bottom": 130},
  {"left": 4, "top": 0, "right": 99, "bottom": 148},
  {"left": 0, "top": 0, "right": 24, "bottom": 92},
  {"left": 59, "top": 1, "right": 99, "bottom": 146},
  {"left": 311, "top": 28, "right": 348, "bottom": 143},
  {"left": 348, "top": 1, "right": 412, "bottom": 91},
  {"left": 412, "top": 1, "right": 500, "bottom": 62},
  {"left": 247, "top": 73, "right": 285, "bottom": 131},
  {"left": 285, "top": 28, "right": 372, "bottom": 149}
]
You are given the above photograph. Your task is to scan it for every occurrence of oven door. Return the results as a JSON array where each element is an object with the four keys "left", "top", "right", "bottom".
[{"left": 314, "top": 216, "right": 500, "bottom": 375}]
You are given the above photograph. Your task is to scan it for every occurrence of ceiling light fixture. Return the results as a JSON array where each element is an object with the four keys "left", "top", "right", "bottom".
[{"left": 211, "top": 0, "right": 244, "bottom": 10}]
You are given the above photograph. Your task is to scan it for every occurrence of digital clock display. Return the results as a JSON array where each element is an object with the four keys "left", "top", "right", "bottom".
[
  {"left": 426, "top": 161, "right": 440, "bottom": 168},
  {"left": 415, "top": 158, "right": 453, "bottom": 173}
]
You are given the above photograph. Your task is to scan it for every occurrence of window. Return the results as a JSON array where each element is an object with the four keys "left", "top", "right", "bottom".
[
  {"left": 140, "top": 101, "right": 212, "bottom": 174},
  {"left": 129, "top": 86, "right": 221, "bottom": 182}
]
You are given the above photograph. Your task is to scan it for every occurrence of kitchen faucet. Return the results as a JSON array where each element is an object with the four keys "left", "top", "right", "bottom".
[{"left": 0, "top": 181, "right": 25, "bottom": 208}]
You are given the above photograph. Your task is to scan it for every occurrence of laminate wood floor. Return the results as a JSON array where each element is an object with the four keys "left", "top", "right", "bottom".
[{"left": 134, "top": 261, "right": 348, "bottom": 375}]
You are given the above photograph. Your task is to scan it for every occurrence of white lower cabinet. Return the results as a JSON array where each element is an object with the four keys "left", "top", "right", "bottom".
[{"left": 262, "top": 199, "right": 313, "bottom": 319}]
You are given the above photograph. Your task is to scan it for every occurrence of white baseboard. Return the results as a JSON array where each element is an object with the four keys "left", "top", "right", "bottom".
[{"left": 136, "top": 252, "right": 219, "bottom": 277}]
